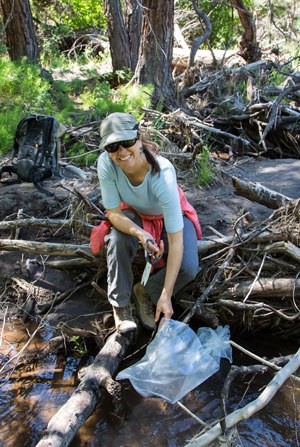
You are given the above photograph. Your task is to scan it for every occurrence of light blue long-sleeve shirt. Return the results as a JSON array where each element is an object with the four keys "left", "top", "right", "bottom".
[{"left": 97, "top": 152, "right": 183, "bottom": 233}]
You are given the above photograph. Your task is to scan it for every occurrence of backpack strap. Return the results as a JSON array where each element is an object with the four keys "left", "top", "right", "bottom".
[
  {"left": 13, "top": 117, "right": 31, "bottom": 158},
  {"left": 37, "top": 116, "right": 52, "bottom": 166}
]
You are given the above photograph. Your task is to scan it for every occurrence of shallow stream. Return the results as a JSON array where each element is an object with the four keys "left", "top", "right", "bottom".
[{"left": 0, "top": 321, "right": 299, "bottom": 447}]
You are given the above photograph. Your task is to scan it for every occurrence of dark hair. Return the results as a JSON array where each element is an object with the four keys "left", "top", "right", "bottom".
[{"left": 141, "top": 137, "right": 161, "bottom": 175}]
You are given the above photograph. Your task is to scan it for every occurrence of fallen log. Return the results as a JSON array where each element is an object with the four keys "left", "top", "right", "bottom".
[
  {"left": 0, "top": 228, "right": 293, "bottom": 285},
  {"left": 44, "top": 258, "right": 96, "bottom": 269},
  {"left": 0, "top": 239, "right": 94, "bottom": 259},
  {"left": 220, "top": 277, "right": 300, "bottom": 300},
  {"left": 197, "top": 230, "right": 287, "bottom": 254},
  {"left": 0, "top": 217, "right": 93, "bottom": 231},
  {"left": 36, "top": 330, "right": 135, "bottom": 447},
  {"left": 232, "top": 176, "right": 292, "bottom": 209},
  {"left": 0, "top": 232, "right": 267, "bottom": 256}
]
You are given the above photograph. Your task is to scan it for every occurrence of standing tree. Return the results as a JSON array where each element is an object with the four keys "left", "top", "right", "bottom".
[
  {"left": 134, "top": 0, "right": 175, "bottom": 105},
  {"left": 123, "top": 0, "right": 142, "bottom": 70},
  {"left": 104, "top": 0, "right": 131, "bottom": 71},
  {"left": 0, "top": 0, "right": 40, "bottom": 63},
  {"left": 104, "top": 0, "right": 175, "bottom": 106}
]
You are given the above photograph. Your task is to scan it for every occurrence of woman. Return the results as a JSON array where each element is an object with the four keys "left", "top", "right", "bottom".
[{"left": 91, "top": 112, "right": 201, "bottom": 334}]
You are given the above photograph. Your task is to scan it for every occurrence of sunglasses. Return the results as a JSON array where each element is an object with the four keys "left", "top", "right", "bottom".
[{"left": 105, "top": 138, "right": 138, "bottom": 153}]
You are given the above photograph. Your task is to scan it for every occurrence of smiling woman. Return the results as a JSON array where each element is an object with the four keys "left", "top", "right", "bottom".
[
  {"left": 91, "top": 112, "right": 202, "bottom": 334},
  {"left": 106, "top": 137, "right": 148, "bottom": 185}
]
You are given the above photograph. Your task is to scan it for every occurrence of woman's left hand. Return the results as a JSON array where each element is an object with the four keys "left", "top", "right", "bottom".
[
  {"left": 154, "top": 230, "right": 183, "bottom": 322},
  {"left": 155, "top": 290, "right": 173, "bottom": 322}
]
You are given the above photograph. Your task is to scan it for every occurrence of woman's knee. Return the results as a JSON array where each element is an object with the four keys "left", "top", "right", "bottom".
[{"left": 105, "top": 227, "right": 139, "bottom": 257}]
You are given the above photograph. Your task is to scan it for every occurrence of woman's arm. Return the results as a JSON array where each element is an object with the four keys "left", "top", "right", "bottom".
[{"left": 155, "top": 230, "right": 183, "bottom": 322}]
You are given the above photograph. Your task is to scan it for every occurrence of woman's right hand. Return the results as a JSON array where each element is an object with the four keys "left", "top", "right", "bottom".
[
  {"left": 106, "top": 208, "right": 164, "bottom": 259},
  {"left": 139, "top": 231, "right": 164, "bottom": 260}
]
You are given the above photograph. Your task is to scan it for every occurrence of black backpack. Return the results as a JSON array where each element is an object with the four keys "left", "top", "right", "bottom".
[{"left": 0, "top": 114, "right": 66, "bottom": 195}]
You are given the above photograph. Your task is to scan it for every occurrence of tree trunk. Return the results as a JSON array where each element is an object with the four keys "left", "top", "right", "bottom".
[
  {"left": 232, "top": 0, "right": 261, "bottom": 62},
  {"left": 134, "top": 0, "right": 176, "bottom": 106},
  {"left": 124, "top": 0, "right": 142, "bottom": 70},
  {"left": 104, "top": 0, "right": 131, "bottom": 72},
  {"left": 0, "top": 0, "right": 40, "bottom": 62}
]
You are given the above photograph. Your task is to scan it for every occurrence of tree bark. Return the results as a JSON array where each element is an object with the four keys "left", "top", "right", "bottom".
[
  {"left": 134, "top": 0, "right": 176, "bottom": 105},
  {"left": 124, "top": 0, "right": 142, "bottom": 70},
  {"left": 0, "top": 0, "right": 40, "bottom": 62},
  {"left": 104, "top": 0, "right": 131, "bottom": 71}
]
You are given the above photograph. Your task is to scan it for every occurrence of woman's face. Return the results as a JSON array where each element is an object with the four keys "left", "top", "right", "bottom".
[{"left": 108, "top": 137, "right": 142, "bottom": 171}]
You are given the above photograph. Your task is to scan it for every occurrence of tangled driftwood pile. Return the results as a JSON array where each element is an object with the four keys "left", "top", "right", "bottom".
[
  {"left": 177, "top": 59, "right": 300, "bottom": 158},
  {"left": 182, "top": 191, "right": 300, "bottom": 338}
]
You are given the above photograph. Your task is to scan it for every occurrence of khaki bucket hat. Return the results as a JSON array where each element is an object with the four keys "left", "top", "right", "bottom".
[{"left": 99, "top": 112, "right": 139, "bottom": 150}]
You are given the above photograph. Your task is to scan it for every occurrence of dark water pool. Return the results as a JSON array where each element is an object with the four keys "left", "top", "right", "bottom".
[{"left": 0, "top": 321, "right": 299, "bottom": 447}]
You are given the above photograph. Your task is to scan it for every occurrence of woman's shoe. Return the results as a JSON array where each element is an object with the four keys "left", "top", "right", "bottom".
[
  {"left": 132, "top": 283, "right": 155, "bottom": 330},
  {"left": 113, "top": 305, "right": 137, "bottom": 334}
]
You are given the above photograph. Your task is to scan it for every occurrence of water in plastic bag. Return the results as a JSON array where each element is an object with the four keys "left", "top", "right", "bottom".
[{"left": 116, "top": 318, "right": 232, "bottom": 404}]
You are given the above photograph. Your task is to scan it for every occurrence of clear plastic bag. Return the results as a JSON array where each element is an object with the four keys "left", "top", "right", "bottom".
[
  {"left": 116, "top": 318, "right": 232, "bottom": 404},
  {"left": 197, "top": 325, "right": 232, "bottom": 364}
]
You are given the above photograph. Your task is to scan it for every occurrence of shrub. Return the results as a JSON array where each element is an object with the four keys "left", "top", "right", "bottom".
[{"left": 0, "top": 57, "right": 53, "bottom": 153}]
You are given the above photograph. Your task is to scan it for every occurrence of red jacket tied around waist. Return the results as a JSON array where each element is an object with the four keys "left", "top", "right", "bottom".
[{"left": 90, "top": 186, "right": 202, "bottom": 255}]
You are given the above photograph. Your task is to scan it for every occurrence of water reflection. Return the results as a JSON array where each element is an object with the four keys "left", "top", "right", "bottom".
[{"left": 0, "top": 321, "right": 299, "bottom": 447}]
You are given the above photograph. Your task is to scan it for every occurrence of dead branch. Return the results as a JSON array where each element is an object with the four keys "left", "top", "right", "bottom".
[
  {"left": 220, "top": 349, "right": 298, "bottom": 433},
  {"left": 0, "top": 229, "right": 290, "bottom": 261},
  {"left": 219, "top": 299, "right": 300, "bottom": 321},
  {"left": 181, "top": 60, "right": 269, "bottom": 97},
  {"left": 73, "top": 187, "right": 107, "bottom": 218},
  {"left": 190, "top": 117, "right": 251, "bottom": 146},
  {"left": 260, "top": 84, "right": 300, "bottom": 143},
  {"left": 189, "top": 0, "right": 212, "bottom": 67},
  {"left": 44, "top": 258, "right": 96, "bottom": 269},
  {"left": 58, "top": 161, "right": 89, "bottom": 180},
  {"left": 220, "top": 363, "right": 268, "bottom": 433},
  {"left": 184, "top": 347, "right": 300, "bottom": 447},
  {"left": 229, "top": 340, "right": 299, "bottom": 377}
]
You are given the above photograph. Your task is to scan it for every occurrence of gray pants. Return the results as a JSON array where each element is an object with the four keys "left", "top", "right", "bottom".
[{"left": 105, "top": 210, "right": 200, "bottom": 307}]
